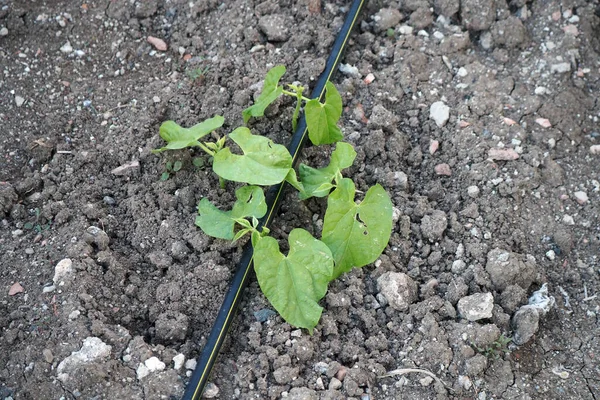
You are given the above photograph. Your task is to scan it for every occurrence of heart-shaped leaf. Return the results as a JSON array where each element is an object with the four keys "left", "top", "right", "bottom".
[
  {"left": 253, "top": 228, "right": 333, "bottom": 333},
  {"left": 305, "top": 81, "right": 343, "bottom": 145},
  {"left": 152, "top": 116, "right": 225, "bottom": 153},
  {"left": 322, "top": 178, "right": 393, "bottom": 279},
  {"left": 298, "top": 142, "right": 356, "bottom": 199},
  {"left": 213, "top": 127, "right": 292, "bottom": 185},
  {"left": 195, "top": 185, "right": 267, "bottom": 240},
  {"left": 243, "top": 65, "right": 286, "bottom": 123}
]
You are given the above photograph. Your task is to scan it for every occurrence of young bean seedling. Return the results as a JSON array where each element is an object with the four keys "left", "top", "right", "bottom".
[{"left": 154, "top": 66, "right": 393, "bottom": 332}]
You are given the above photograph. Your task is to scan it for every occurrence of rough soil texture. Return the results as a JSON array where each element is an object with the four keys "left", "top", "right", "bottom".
[{"left": 1, "top": 0, "right": 599, "bottom": 399}]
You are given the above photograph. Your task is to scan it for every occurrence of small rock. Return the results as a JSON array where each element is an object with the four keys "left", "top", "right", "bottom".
[
  {"left": 430, "top": 101, "right": 450, "bottom": 127},
  {"left": 68, "top": 310, "right": 81, "bottom": 320},
  {"left": 145, "top": 356, "right": 166, "bottom": 372},
  {"left": 398, "top": 25, "right": 414, "bottom": 35},
  {"left": 573, "top": 191, "right": 588, "bottom": 204},
  {"left": 550, "top": 62, "right": 571, "bottom": 74},
  {"left": 535, "top": 118, "right": 552, "bottom": 128},
  {"left": 429, "top": 140, "right": 439, "bottom": 155},
  {"left": 14, "top": 96, "right": 25, "bottom": 107},
  {"left": 461, "top": 0, "right": 496, "bottom": 31},
  {"left": 172, "top": 354, "right": 185, "bottom": 370},
  {"left": 57, "top": 337, "right": 112, "bottom": 380},
  {"left": 373, "top": 8, "right": 402, "bottom": 32},
  {"left": 562, "top": 25, "right": 578, "bottom": 36},
  {"left": 83, "top": 226, "right": 110, "bottom": 250},
  {"left": 329, "top": 377, "right": 343, "bottom": 390},
  {"left": 315, "top": 377, "right": 325, "bottom": 390},
  {"left": 486, "top": 248, "right": 536, "bottom": 291},
  {"left": 155, "top": 311, "right": 189, "bottom": 343},
  {"left": 363, "top": 73, "right": 375, "bottom": 84},
  {"left": 434, "top": 163, "right": 452, "bottom": 176},
  {"left": 137, "top": 363, "right": 150, "bottom": 380},
  {"left": 111, "top": 160, "right": 140, "bottom": 176},
  {"left": 545, "top": 250, "right": 556, "bottom": 260},
  {"left": 185, "top": 359, "right": 197, "bottom": 370},
  {"left": 590, "top": 145, "right": 600, "bottom": 154},
  {"left": 147, "top": 36, "right": 167, "bottom": 51},
  {"left": 563, "top": 214, "right": 575, "bottom": 225},
  {"left": 60, "top": 42, "right": 73, "bottom": 53},
  {"left": 419, "top": 376, "right": 434, "bottom": 386},
  {"left": 8, "top": 282, "right": 25, "bottom": 296},
  {"left": 43, "top": 349, "right": 54, "bottom": 363},
  {"left": 488, "top": 148, "right": 519, "bottom": 160},
  {"left": 53, "top": 258, "right": 74, "bottom": 284},
  {"left": 467, "top": 186, "right": 480, "bottom": 198},
  {"left": 377, "top": 272, "right": 418, "bottom": 311},
  {"left": 254, "top": 308, "right": 277, "bottom": 322},
  {"left": 103, "top": 196, "right": 116, "bottom": 206},
  {"left": 457, "top": 292, "right": 494, "bottom": 321},
  {"left": 0, "top": 27, "right": 8, "bottom": 36},
  {"left": 203, "top": 382, "right": 220, "bottom": 398},
  {"left": 420, "top": 210, "right": 448, "bottom": 242},
  {"left": 258, "top": 14, "right": 289, "bottom": 42},
  {"left": 338, "top": 63, "right": 361, "bottom": 77}
]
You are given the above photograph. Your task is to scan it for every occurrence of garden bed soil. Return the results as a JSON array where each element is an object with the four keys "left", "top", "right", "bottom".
[{"left": 1, "top": 0, "right": 599, "bottom": 399}]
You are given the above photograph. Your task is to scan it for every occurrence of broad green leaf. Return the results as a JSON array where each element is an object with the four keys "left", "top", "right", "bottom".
[
  {"left": 285, "top": 168, "right": 304, "bottom": 193},
  {"left": 305, "top": 81, "right": 343, "bottom": 145},
  {"left": 322, "top": 178, "right": 393, "bottom": 279},
  {"left": 243, "top": 65, "right": 286, "bottom": 123},
  {"left": 213, "top": 127, "right": 292, "bottom": 185},
  {"left": 253, "top": 228, "right": 333, "bottom": 333},
  {"left": 195, "top": 185, "right": 267, "bottom": 240},
  {"left": 298, "top": 142, "right": 356, "bottom": 199},
  {"left": 152, "top": 116, "right": 225, "bottom": 153}
]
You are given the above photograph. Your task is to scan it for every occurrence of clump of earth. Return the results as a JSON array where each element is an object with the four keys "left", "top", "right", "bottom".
[{"left": 1, "top": 0, "right": 599, "bottom": 399}]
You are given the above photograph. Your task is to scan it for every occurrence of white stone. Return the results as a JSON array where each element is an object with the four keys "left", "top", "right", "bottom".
[
  {"left": 172, "top": 353, "right": 185, "bottom": 370},
  {"left": 57, "top": 337, "right": 112, "bottom": 380},
  {"left": 467, "top": 186, "right": 480, "bottom": 198},
  {"left": 591, "top": 145, "right": 600, "bottom": 154},
  {"left": 185, "top": 359, "right": 197, "bottom": 370},
  {"left": 573, "top": 191, "right": 588, "bottom": 204},
  {"left": 338, "top": 63, "right": 361, "bottom": 77},
  {"left": 534, "top": 86, "right": 547, "bottom": 95},
  {"left": 457, "top": 292, "right": 494, "bottom": 321},
  {"left": 433, "top": 31, "right": 445, "bottom": 40},
  {"left": 15, "top": 96, "right": 25, "bottom": 107},
  {"left": 136, "top": 363, "right": 150, "bottom": 380},
  {"left": 550, "top": 62, "right": 571, "bottom": 73},
  {"left": 53, "top": 258, "right": 74, "bottom": 284},
  {"left": 0, "top": 27, "right": 8, "bottom": 36},
  {"left": 457, "top": 67, "right": 468, "bottom": 77},
  {"left": 144, "top": 356, "right": 166, "bottom": 372},
  {"left": 563, "top": 214, "right": 575, "bottom": 225},
  {"left": 60, "top": 42, "right": 73, "bottom": 53},
  {"left": 545, "top": 250, "right": 556, "bottom": 261},
  {"left": 398, "top": 25, "right": 414, "bottom": 35},
  {"left": 203, "top": 382, "right": 220, "bottom": 398},
  {"left": 377, "top": 272, "right": 418, "bottom": 311},
  {"left": 430, "top": 101, "right": 450, "bottom": 127}
]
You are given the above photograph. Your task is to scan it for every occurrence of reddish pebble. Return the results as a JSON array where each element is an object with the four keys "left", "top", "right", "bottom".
[
  {"left": 503, "top": 117, "right": 517, "bottom": 125},
  {"left": 335, "top": 367, "right": 347, "bottom": 381},
  {"left": 183, "top": 53, "right": 192, "bottom": 61},
  {"left": 429, "top": 140, "right": 439, "bottom": 155},
  {"left": 562, "top": 25, "right": 579, "bottom": 36},
  {"left": 147, "top": 36, "right": 167, "bottom": 51},
  {"left": 458, "top": 120, "right": 471, "bottom": 128},
  {"left": 9, "top": 282, "right": 25, "bottom": 296},
  {"left": 488, "top": 148, "right": 520, "bottom": 161},
  {"left": 551, "top": 11, "right": 561, "bottom": 21},
  {"left": 364, "top": 73, "right": 375, "bottom": 84},
  {"left": 535, "top": 118, "right": 552, "bottom": 128},
  {"left": 576, "top": 68, "right": 584, "bottom": 77},
  {"left": 435, "top": 163, "right": 452, "bottom": 176}
]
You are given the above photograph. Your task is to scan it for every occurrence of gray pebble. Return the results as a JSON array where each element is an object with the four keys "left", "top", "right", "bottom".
[
  {"left": 377, "top": 272, "right": 418, "bottom": 311},
  {"left": 420, "top": 210, "right": 448, "bottom": 242},
  {"left": 457, "top": 292, "right": 494, "bottom": 321}
]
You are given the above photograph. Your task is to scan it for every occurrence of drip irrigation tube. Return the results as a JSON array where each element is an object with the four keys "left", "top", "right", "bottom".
[{"left": 182, "top": 1, "right": 366, "bottom": 398}]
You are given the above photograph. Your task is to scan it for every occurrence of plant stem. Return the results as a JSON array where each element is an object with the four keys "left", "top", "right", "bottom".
[{"left": 282, "top": 90, "right": 311, "bottom": 102}]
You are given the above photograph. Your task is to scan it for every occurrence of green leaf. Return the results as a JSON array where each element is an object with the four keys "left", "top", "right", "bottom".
[
  {"left": 298, "top": 142, "right": 356, "bottom": 199},
  {"left": 243, "top": 65, "right": 286, "bottom": 123},
  {"left": 173, "top": 161, "right": 183, "bottom": 172},
  {"left": 152, "top": 116, "right": 225, "bottom": 153},
  {"left": 305, "top": 81, "right": 343, "bottom": 145},
  {"left": 160, "top": 172, "right": 170, "bottom": 181},
  {"left": 253, "top": 229, "right": 333, "bottom": 333},
  {"left": 195, "top": 185, "right": 267, "bottom": 240},
  {"left": 285, "top": 168, "right": 304, "bottom": 193},
  {"left": 322, "top": 178, "right": 393, "bottom": 279},
  {"left": 192, "top": 157, "right": 205, "bottom": 168},
  {"left": 213, "top": 127, "right": 292, "bottom": 185}
]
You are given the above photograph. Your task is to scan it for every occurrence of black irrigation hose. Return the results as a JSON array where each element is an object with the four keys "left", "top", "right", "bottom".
[{"left": 182, "top": 1, "right": 366, "bottom": 398}]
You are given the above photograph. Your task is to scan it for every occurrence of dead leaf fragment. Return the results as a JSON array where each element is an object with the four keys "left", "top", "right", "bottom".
[
  {"left": 535, "top": 118, "right": 552, "bottom": 128},
  {"left": 488, "top": 148, "right": 520, "bottom": 161},
  {"left": 9, "top": 282, "right": 25, "bottom": 296},
  {"left": 147, "top": 36, "right": 167, "bottom": 51},
  {"left": 111, "top": 160, "right": 140, "bottom": 176}
]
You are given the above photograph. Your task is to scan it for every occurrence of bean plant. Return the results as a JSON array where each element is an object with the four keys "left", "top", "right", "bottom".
[{"left": 153, "top": 66, "right": 393, "bottom": 333}]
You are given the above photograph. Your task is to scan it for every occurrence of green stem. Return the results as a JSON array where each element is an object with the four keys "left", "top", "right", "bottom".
[
  {"left": 219, "top": 176, "right": 226, "bottom": 189},
  {"left": 282, "top": 90, "right": 311, "bottom": 103},
  {"left": 195, "top": 141, "right": 215, "bottom": 157}
]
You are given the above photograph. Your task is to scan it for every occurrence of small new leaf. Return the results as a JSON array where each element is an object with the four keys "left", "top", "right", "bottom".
[
  {"left": 253, "top": 229, "right": 333, "bottom": 333},
  {"left": 298, "top": 142, "right": 356, "bottom": 199},
  {"left": 213, "top": 127, "right": 293, "bottom": 185},
  {"left": 243, "top": 65, "right": 286, "bottom": 123},
  {"left": 305, "top": 81, "right": 343, "bottom": 145},
  {"left": 152, "top": 116, "right": 225, "bottom": 153},
  {"left": 322, "top": 178, "right": 393, "bottom": 279},
  {"left": 195, "top": 185, "right": 267, "bottom": 240}
]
